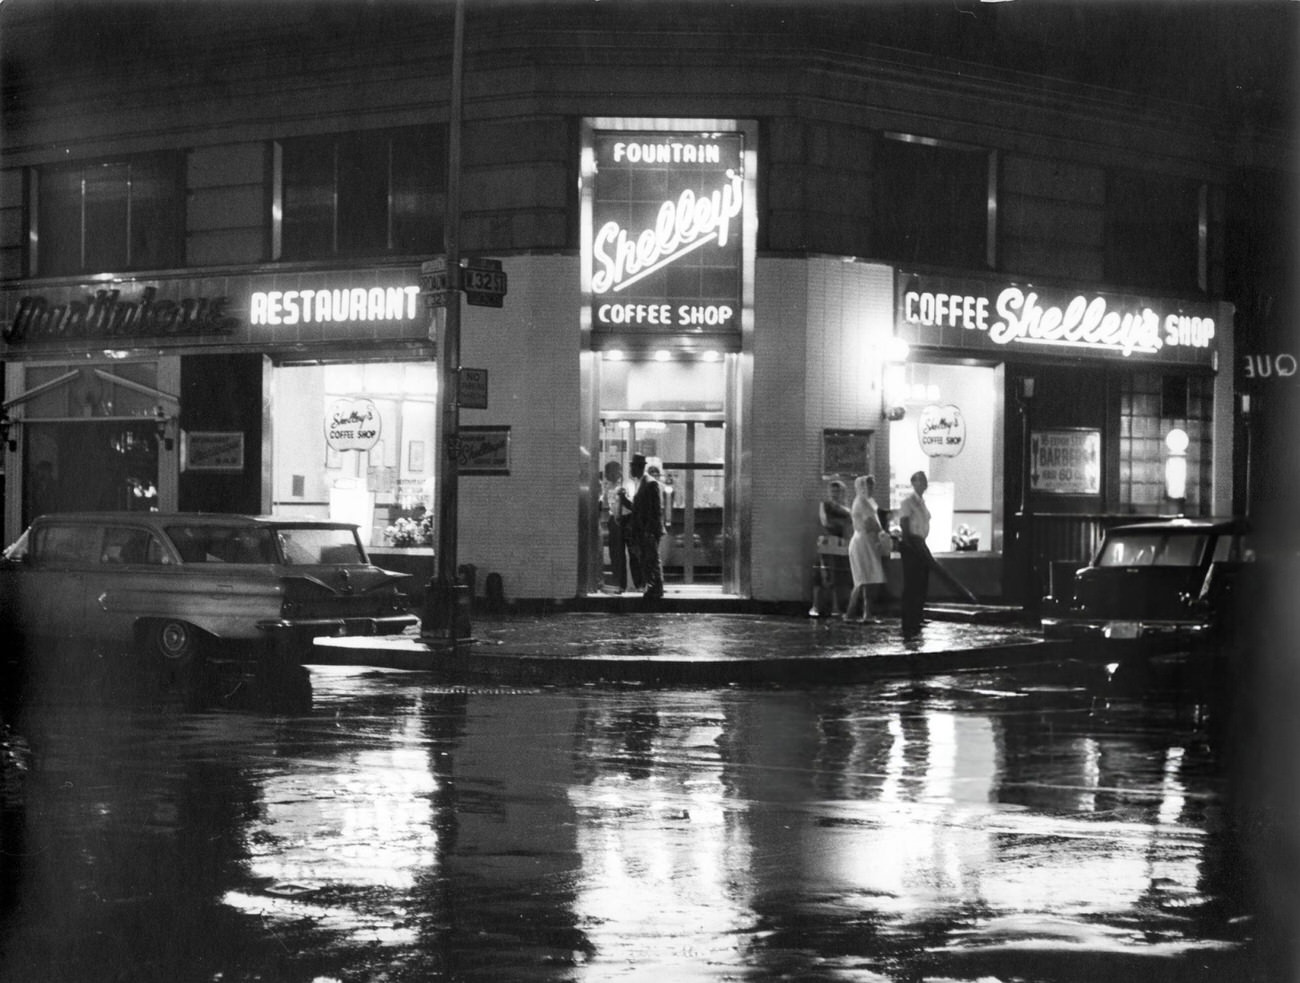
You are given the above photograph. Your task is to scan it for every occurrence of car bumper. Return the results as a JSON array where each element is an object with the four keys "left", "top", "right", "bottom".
[
  {"left": 257, "top": 614, "right": 419, "bottom": 639},
  {"left": 1041, "top": 617, "right": 1213, "bottom": 642}
]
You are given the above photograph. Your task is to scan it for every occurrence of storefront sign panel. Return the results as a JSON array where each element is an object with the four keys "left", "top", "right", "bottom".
[
  {"left": 821, "top": 429, "right": 872, "bottom": 478},
  {"left": 896, "top": 272, "right": 1218, "bottom": 367},
  {"left": 183, "top": 431, "right": 246, "bottom": 473},
  {"left": 326, "top": 397, "right": 382, "bottom": 452},
  {"left": 455, "top": 426, "right": 510, "bottom": 475},
  {"left": 587, "top": 131, "right": 745, "bottom": 340},
  {"left": 1, "top": 269, "right": 432, "bottom": 357},
  {"left": 1030, "top": 428, "right": 1101, "bottom": 495},
  {"left": 919, "top": 403, "right": 966, "bottom": 457}
]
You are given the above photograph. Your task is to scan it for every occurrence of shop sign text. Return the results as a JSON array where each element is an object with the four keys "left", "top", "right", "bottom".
[
  {"left": 251, "top": 286, "right": 422, "bottom": 326},
  {"left": 1242, "top": 352, "right": 1297, "bottom": 379},
  {"left": 591, "top": 169, "right": 743, "bottom": 297},
  {"left": 899, "top": 276, "right": 1216, "bottom": 364},
  {"left": 588, "top": 131, "right": 746, "bottom": 337},
  {"left": 326, "top": 398, "right": 381, "bottom": 452},
  {"left": 918, "top": 404, "right": 965, "bottom": 458},
  {"left": 5, "top": 287, "right": 236, "bottom": 344},
  {"left": 1030, "top": 429, "right": 1101, "bottom": 496}
]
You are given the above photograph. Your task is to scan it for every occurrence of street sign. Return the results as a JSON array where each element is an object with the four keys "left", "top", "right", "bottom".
[
  {"left": 463, "top": 257, "right": 507, "bottom": 308},
  {"left": 458, "top": 367, "right": 488, "bottom": 409},
  {"left": 423, "top": 289, "right": 456, "bottom": 310},
  {"left": 419, "top": 257, "right": 507, "bottom": 308}
]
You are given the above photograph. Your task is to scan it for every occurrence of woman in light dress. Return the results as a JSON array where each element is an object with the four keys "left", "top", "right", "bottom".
[{"left": 844, "top": 474, "right": 887, "bottom": 623}]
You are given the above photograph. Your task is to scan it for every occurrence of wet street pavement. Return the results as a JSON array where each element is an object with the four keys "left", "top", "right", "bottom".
[{"left": 2, "top": 646, "right": 1288, "bottom": 983}]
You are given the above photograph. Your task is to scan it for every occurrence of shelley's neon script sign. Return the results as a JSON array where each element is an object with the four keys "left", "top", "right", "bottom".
[
  {"left": 897, "top": 273, "right": 1217, "bottom": 366},
  {"left": 588, "top": 132, "right": 744, "bottom": 335}
]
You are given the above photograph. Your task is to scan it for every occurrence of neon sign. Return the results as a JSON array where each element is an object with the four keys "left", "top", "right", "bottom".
[
  {"left": 251, "top": 286, "right": 421, "bottom": 326},
  {"left": 587, "top": 131, "right": 745, "bottom": 337},
  {"left": 896, "top": 273, "right": 1218, "bottom": 367}
]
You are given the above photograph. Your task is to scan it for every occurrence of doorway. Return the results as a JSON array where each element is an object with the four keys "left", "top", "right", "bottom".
[
  {"left": 24, "top": 421, "right": 160, "bottom": 525},
  {"left": 599, "top": 415, "right": 726, "bottom": 586}
]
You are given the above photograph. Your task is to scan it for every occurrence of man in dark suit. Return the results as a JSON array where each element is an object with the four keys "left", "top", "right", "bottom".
[{"left": 629, "top": 453, "right": 664, "bottom": 600}]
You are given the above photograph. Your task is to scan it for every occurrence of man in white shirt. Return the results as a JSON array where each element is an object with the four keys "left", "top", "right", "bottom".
[{"left": 898, "top": 470, "right": 932, "bottom": 639}]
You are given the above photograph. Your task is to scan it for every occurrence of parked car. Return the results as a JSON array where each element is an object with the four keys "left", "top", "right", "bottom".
[
  {"left": 0, "top": 512, "right": 419, "bottom": 699},
  {"left": 1041, "top": 517, "right": 1254, "bottom": 646}
]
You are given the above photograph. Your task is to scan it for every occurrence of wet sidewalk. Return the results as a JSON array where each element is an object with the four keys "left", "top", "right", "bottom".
[{"left": 311, "top": 606, "right": 1086, "bottom": 685}]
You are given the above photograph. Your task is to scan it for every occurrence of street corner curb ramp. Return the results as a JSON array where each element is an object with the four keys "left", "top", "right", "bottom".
[{"left": 310, "top": 612, "right": 1074, "bottom": 686}]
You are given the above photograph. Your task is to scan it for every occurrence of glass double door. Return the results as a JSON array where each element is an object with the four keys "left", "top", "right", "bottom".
[{"left": 599, "top": 416, "right": 725, "bottom": 585}]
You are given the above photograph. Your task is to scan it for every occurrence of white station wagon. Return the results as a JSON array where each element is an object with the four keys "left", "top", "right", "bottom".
[{"left": 0, "top": 512, "right": 418, "bottom": 695}]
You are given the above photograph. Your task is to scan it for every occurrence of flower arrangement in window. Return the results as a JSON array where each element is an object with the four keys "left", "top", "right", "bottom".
[
  {"left": 951, "top": 524, "right": 980, "bottom": 552},
  {"left": 385, "top": 514, "right": 434, "bottom": 547}
]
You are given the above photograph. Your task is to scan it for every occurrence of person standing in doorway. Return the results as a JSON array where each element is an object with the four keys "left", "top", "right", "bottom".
[
  {"left": 898, "top": 470, "right": 933, "bottom": 639},
  {"left": 629, "top": 454, "right": 664, "bottom": 600},
  {"left": 602, "top": 460, "right": 635, "bottom": 593},
  {"left": 647, "top": 460, "right": 674, "bottom": 573},
  {"left": 844, "top": 475, "right": 887, "bottom": 623}
]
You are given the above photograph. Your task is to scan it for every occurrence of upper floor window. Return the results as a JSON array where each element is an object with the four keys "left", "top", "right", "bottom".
[
  {"left": 278, "top": 126, "right": 445, "bottom": 261},
  {"left": 1105, "top": 169, "right": 1202, "bottom": 293},
  {"left": 36, "top": 154, "right": 184, "bottom": 276},
  {"left": 872, "top": 133, "right": 991, "bottom": 269}
]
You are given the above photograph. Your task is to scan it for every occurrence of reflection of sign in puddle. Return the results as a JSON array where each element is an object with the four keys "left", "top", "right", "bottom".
[{"left": 264, "top": 882, "right": 318, "bottom": 898}]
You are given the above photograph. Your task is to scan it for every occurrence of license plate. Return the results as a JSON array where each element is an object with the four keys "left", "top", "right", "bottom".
[{"left": 1105, "top": 621, "right": 1140, "bottom": 640}]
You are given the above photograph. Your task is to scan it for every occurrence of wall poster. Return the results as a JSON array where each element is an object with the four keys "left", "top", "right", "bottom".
[
  {"left": 456, "top": 426, "right": 511, "bottom": 475},
  {"left": 1030, "top": 428, "right": 1101, "bottom": 495},
  {"left": 821, "top": 429, "right": 872, "bottom": 478}
]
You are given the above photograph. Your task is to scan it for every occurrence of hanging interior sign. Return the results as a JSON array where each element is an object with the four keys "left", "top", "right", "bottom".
[
  {"left": 325, "top": 397, "right": 381, "bottom": 452},
  {"left": 918, "top": 403, "right": 965, "bottom": 457}
]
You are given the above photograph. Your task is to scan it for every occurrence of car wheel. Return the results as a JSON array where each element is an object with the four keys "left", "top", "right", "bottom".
[{"left": 139, "top": 620, "right": 208, "bottom": 701}]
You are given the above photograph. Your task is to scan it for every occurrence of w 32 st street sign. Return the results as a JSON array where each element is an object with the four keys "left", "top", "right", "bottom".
[{"left": 420, "top": 258, "right": 508, "bottom": 309}]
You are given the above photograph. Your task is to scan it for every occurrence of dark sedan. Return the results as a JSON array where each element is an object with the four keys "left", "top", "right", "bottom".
[{"left": 1042, "top": 517, "right": 1254, "bottom": 646}]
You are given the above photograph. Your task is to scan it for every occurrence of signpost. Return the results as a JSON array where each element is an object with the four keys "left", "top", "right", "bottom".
[
  {"left": 463, "top": 258, "right": 506, "bottom": 308},
  {"left": 418, "top": 2, "right": 508, "bottom": 646},
  {"left": 421, "top": 257, "right": 507, "bottom": 310},
  {"left": 458, "top": 367, "right": 488, "bottom": 409}
]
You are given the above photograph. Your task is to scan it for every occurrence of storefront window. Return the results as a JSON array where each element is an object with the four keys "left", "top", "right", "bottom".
[
  {"left": 887, "top": 362, "right": 997, "bottom": 554},
  {"left": 1118, "top": 371, "right": 1212, "bottom": 513},
  {"left": 270, "top": 361, "right": 437, "bottom": 548}
]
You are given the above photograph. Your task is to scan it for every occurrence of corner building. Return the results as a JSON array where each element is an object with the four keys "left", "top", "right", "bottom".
[{"left": 1, "top": 3, "right": 1289, "bottom": 605}]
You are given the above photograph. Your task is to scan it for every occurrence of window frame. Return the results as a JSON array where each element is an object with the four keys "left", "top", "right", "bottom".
[
  {"left": 32, "top": 152, "right": 185, "bottom": 276},
  {"left": 274, "top": 126, "right": 446, "bottom": 262},
  {"left": 872, "top": 131, "right": 997, "bottom": 270}
]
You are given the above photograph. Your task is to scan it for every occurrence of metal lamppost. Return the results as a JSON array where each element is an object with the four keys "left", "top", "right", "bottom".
[{"left": 424, "top": 0, "right": 469, "bottom": 643}]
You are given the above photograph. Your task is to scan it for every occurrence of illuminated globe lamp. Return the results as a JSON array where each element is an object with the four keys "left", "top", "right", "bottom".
[
  {"left": 1165, "top": 427, "right": 1189, "bottom": 509},
  {"left": 882, "top": 337, "right": 910, "bottom": 421}
]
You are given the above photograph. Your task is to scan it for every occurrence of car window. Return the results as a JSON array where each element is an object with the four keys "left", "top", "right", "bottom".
[
  {"left": 1098, "top": 532, "right": 1207, "bottom": 567},
  {"left": 98, "top": 526, "right": 169, "bottom": 565},
  {"left": 276, "top": 527, "right": 365, "bottom": 565},
  {"left": 32, "top": 523, "right": 102, "bottom": 565},
  {"left": 164, "top": 524, "right": 278, "bottom": 564},
  {"left": 1212, "top": 534, "right": 1256, "bottom": 563}
]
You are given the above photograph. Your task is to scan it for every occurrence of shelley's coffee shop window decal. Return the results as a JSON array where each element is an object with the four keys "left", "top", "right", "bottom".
[{"left": 584, "top": 127, "right": 748, "bottom": 343}]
